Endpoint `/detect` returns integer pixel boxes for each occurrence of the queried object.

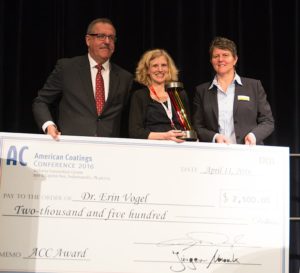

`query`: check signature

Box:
[170,248,240,272]
[157,231,245,251]
[156,232,244,272]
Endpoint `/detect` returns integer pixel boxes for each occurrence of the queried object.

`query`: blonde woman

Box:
[129,49,190,143]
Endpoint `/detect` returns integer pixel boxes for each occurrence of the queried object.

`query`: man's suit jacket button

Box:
[97,117,101,121]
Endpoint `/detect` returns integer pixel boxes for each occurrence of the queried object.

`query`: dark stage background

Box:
[0,0,299,272]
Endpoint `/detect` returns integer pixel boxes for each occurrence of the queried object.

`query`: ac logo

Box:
[6,146,29,166]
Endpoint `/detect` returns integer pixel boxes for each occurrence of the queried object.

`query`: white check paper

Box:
[0,133,289,273]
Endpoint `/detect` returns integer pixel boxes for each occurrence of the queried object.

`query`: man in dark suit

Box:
[193,37,274,145]
[32,18,133,139]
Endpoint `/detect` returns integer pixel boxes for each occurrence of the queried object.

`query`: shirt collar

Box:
[88,53,110,70]
[235,73,242,85]
[209,72,243,90]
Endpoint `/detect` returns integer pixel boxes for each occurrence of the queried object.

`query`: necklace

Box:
[149,86,176,129]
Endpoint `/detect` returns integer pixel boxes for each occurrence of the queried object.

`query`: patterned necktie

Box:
[95,64,105,115]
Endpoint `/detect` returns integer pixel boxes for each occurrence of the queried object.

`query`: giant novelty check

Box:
[0,133,289,273]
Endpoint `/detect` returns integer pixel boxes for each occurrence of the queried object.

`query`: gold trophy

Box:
[165,82,197,141]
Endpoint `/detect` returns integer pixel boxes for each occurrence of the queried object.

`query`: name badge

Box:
[238,95,250,101]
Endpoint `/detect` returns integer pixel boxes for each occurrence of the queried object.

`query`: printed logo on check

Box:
[238,95,250,101]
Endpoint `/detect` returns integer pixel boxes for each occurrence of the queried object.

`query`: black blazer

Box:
[129,87,191,139]
[192,77,274,144]
[33,55,133,137]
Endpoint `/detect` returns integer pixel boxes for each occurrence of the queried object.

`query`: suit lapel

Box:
[209,86,219,120]
[102,63,119,112]
[233,83,243,115]
[78,56,97,114]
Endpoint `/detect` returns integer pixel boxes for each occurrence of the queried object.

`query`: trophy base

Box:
[178,130,198,141]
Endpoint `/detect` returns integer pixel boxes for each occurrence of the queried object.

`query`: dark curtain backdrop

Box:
[1,0,299,271]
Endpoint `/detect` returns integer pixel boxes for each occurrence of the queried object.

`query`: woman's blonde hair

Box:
[135,49,178,86]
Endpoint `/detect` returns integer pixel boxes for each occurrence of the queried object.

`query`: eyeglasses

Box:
[88,33,117,42]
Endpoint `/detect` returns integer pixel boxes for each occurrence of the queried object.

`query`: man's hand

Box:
[244,133,256,145]
[46,125,61,141]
